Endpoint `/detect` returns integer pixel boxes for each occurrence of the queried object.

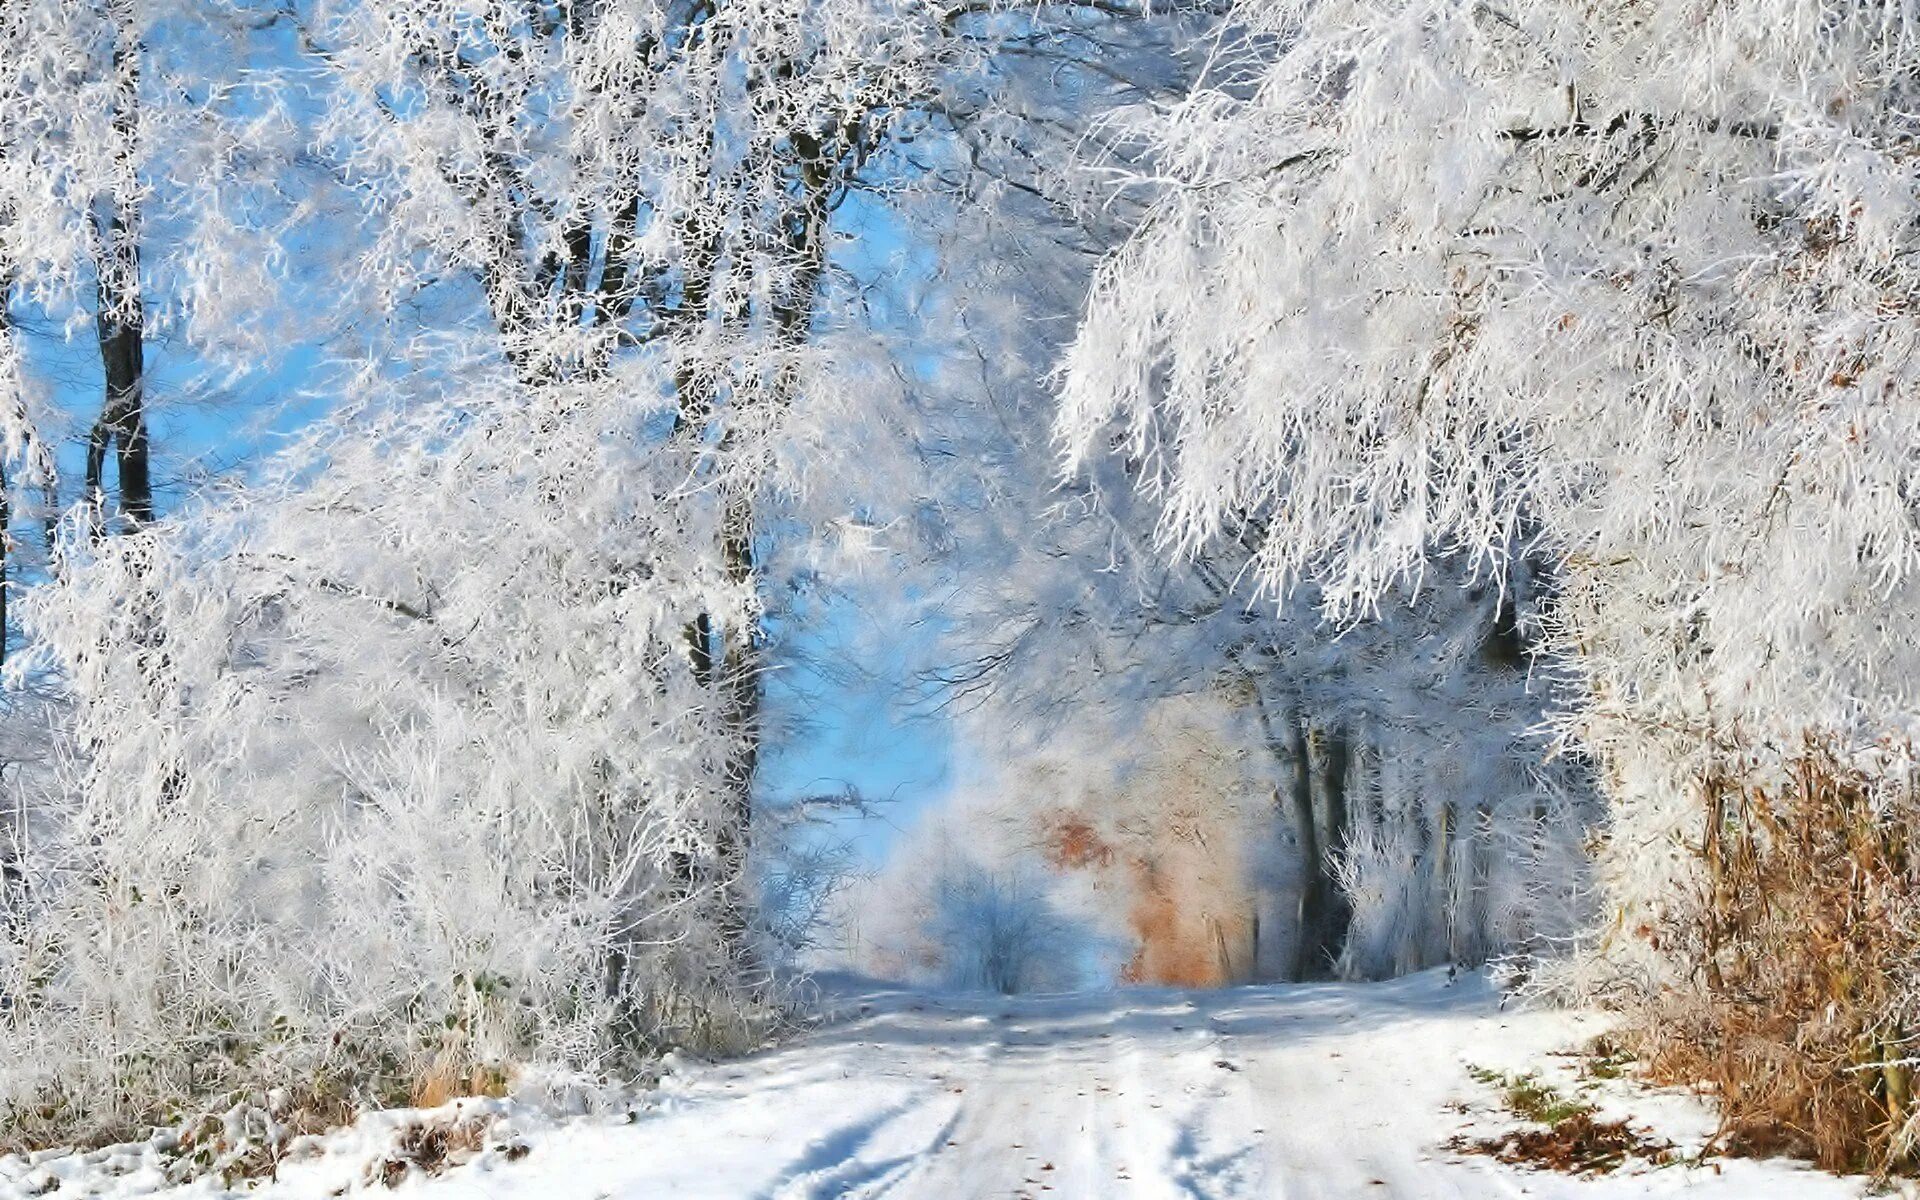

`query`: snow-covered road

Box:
[4,971,1876,1199]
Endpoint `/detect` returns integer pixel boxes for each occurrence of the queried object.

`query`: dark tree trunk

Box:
[697,117,837,947]
[89,255,151,530]
[1296,719,1354,978]
[87,10,151,533]
[1429,798,1456,964]
[1284,713,1322,979]
[1247,687,1353,981]
[710,483,760,946]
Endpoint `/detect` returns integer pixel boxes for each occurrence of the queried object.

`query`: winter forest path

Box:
[29,972,1869,1200]
[370,970,1865,1200]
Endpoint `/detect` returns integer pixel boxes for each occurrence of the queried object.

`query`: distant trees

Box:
[840,18,1593,984]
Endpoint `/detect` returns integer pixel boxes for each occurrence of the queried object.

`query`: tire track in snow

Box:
[762,1100,964,1200]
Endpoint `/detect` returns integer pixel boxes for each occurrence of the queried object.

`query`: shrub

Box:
[1641,740,1920,1174]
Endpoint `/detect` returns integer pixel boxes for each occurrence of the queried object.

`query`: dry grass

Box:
[0,1062,526,1192]
[411,1062,511,1110]
[1452,1066,1673,1176]
[1641,741,1920,1176]
[368,1115,503,1188]
[159,1083,363,1188]
[1456,1112,1675,1176]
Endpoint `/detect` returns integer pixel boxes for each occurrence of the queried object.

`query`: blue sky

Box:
[760,597,957,865]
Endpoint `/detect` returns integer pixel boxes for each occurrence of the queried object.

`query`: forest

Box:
[1,0,1918,1192]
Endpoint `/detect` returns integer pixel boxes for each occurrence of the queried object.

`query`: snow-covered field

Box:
[2,970,1877,1199]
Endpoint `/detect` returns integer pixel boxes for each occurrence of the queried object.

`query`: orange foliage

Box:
[1043,817,1114,870]
[1044,812,1255,987]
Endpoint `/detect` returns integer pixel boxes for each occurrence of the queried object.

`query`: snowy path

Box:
[4,971,1874,1199]
[371,971,1867,1199]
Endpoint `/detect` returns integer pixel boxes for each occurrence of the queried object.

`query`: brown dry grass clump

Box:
[1642,740,1920,1176]
[368,1113,528,1188]
[140,1079,365,1187]
[411,1062,510,1110]
[1452,1066,1673,1176]
[1457,1113,1675,1176]
[370,1118,486,1187]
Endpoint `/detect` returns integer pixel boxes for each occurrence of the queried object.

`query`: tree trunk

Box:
[701,119,835,947]
[1300,720,1354,978]
[89,250,150,530]
[1429,798,1456,966]
[87,7,150,533]
[710,480,760,947]
[1284,713,1337,978]
[1247,686,1351,981]
[1452,804,1493,964]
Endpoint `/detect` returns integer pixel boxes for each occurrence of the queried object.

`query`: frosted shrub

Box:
[844,790,1121,993]
[854,850,1099,994]
[925,867,1087,995]
[1330,815,1425,980]
[0,360,763,1144]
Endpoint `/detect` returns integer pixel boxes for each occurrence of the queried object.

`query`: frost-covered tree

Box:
[0,0,948,1136]
[1058,0,1920,1162]
[0,0,116,619]
[80,0,152,533]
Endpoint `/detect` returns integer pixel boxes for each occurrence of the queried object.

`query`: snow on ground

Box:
[0,970,1881,1199]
